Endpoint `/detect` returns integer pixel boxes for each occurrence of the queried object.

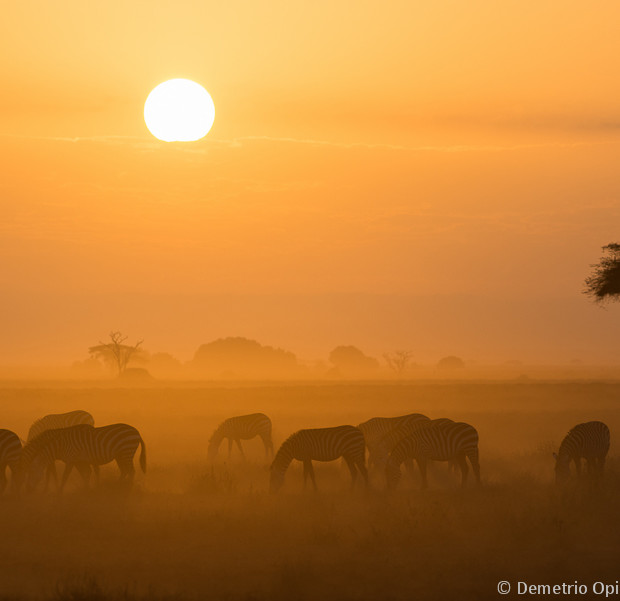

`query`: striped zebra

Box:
[208,413,274,461]
[0,429,22,494]
[21,423,146,492]
[369,417,455,469]
[270,425,368,492]
[554,421,610,485]
[27,410,94,442]
[358,413,430,468]
[386,421,480,489]
[358,413,430,448]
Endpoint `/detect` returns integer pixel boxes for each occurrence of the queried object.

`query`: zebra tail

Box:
[139,438,147,473]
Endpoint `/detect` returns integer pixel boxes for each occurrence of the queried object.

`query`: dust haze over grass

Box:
[1,381,620,600]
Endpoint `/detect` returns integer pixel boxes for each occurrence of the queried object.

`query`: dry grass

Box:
[1,381,619,600]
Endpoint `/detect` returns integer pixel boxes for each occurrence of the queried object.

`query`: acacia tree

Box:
[89,331,144,376]
[584,243,620,303]
[383,350,414,377]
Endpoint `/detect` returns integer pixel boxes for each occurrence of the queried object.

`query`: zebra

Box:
[27,410,94,442]
[358,413,430,448]
[20,423,146,492]
[0,429,22,494]
[270,425,368,492]
[369,417,455,470]
[553,421,610,485]
[386,421,480,490]
[208,413,274,461]
[358,413,430,468]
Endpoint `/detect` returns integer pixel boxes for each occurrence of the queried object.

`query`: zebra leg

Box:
[468,451,481,486]
[303,460,317,491]
[457,455,469,488]
[228,438,233,459]
[116,458,135,485]
[8,464,20,495]
[44,462,59,493]
[76,463,92,489]
[344,456,358,489]
[416,458,428,489]
[261,434,274,459]
[59,463,75,493]
[235,439,246,460]
[92,464,100,487]
[404,458,416,482]
[356,456,369,488]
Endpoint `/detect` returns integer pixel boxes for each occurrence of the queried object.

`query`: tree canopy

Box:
[328,345,379,376]
[584,243,620,303]
[191,337,298,378]
[88,331,144,376]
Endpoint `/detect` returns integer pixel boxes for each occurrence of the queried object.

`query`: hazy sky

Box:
[1,2,619,366]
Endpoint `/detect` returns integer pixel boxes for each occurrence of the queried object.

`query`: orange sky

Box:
[1,1,619,366]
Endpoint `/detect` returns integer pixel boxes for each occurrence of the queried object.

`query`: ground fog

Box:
[1,381,619,600]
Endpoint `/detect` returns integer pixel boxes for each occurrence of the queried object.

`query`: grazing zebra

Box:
[270,425,368,492]
[21,423,146,492]
[208,413,274,461]
[386,421,480,490]
[358,413,430,448]
[369,417,455,469]
[359,413,430,469]
[27,410,94,442]
[554,421,610,485]
[0,429,22,494]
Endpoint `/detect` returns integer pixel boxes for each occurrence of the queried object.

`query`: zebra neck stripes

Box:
[270,439,295,477]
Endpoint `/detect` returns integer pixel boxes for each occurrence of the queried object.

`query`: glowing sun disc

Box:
[144,79,215,142]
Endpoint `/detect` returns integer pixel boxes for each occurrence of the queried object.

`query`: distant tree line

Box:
[72,331,468,380]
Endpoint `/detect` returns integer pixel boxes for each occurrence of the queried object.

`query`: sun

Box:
[144,79,215,142]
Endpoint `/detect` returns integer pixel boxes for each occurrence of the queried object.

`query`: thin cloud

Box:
[210,135,620,154]
[2,131,619,154]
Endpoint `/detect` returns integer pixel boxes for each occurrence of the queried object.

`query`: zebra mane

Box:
[279,430,301,446]
[28,416,44,431]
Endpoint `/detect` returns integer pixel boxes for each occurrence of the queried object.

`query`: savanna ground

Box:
[1,380,620,600]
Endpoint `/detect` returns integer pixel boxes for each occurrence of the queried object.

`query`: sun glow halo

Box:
[144,79,215,142]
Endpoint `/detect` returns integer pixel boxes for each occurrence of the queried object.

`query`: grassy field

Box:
[1,380,619,600]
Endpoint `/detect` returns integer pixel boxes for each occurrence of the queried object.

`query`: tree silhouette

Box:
[437,356,465,370]
[383,350,414,376]
[89,331,144,376]
[584,243,620,303]
[191,337,298,378]
[329,345,379,376]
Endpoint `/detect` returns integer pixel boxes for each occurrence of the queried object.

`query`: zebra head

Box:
[368,443,389,470]
[269,463,285,493]
[553,452,570,485]
[207,436,221,462]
